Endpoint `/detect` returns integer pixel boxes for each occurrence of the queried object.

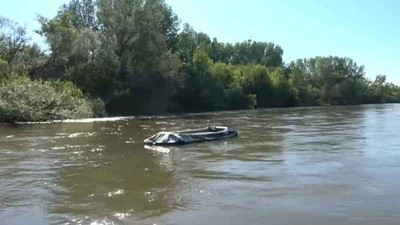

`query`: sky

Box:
[1,0,399,84]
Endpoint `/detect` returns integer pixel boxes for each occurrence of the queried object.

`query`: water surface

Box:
[1,104,400,225]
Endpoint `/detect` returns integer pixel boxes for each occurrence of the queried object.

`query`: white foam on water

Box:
[68,133,85,138]
[68,132,96,138]
[114,213,130,220]
[51,146,66,150]
[62,117,130,123]
[108,189,124,197]
[90,220,114,225]
[17,116,132,125]
[144,145,170,154]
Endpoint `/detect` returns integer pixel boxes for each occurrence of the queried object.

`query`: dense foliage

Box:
[1,0,400,121]
[0,76,94,122]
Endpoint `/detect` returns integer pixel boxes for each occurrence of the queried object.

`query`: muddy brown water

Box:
[1,104,400,225]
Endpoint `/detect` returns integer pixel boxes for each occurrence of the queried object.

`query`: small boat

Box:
[144,126,238,146]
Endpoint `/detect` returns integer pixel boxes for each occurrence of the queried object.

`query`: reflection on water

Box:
[1,104,400,225]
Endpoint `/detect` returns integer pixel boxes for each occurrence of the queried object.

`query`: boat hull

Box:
[144,126,238,146]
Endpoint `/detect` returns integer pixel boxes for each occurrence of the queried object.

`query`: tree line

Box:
[1,0,399,122]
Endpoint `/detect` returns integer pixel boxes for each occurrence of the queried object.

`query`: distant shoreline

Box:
[2,103,398,125]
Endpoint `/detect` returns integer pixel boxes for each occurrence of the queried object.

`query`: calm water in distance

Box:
[1,104,400,225]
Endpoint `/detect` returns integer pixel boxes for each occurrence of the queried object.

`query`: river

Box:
[1,104,400,225]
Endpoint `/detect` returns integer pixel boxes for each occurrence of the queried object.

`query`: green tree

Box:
[288,65,317,106]
[97,0,182,114]
[270,67,296,107]
[234,64,274,107]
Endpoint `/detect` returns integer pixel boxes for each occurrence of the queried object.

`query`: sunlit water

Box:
[1,104,400,225]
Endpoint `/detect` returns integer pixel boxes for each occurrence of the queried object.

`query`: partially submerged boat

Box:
[144,126,238,145]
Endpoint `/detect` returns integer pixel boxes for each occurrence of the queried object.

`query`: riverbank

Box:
[2,0,400,120]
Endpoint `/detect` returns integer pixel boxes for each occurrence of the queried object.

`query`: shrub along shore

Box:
[1,0,399,123]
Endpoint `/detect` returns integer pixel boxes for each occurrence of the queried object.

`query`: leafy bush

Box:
[0,76,94,122]
[88,97,107,118]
